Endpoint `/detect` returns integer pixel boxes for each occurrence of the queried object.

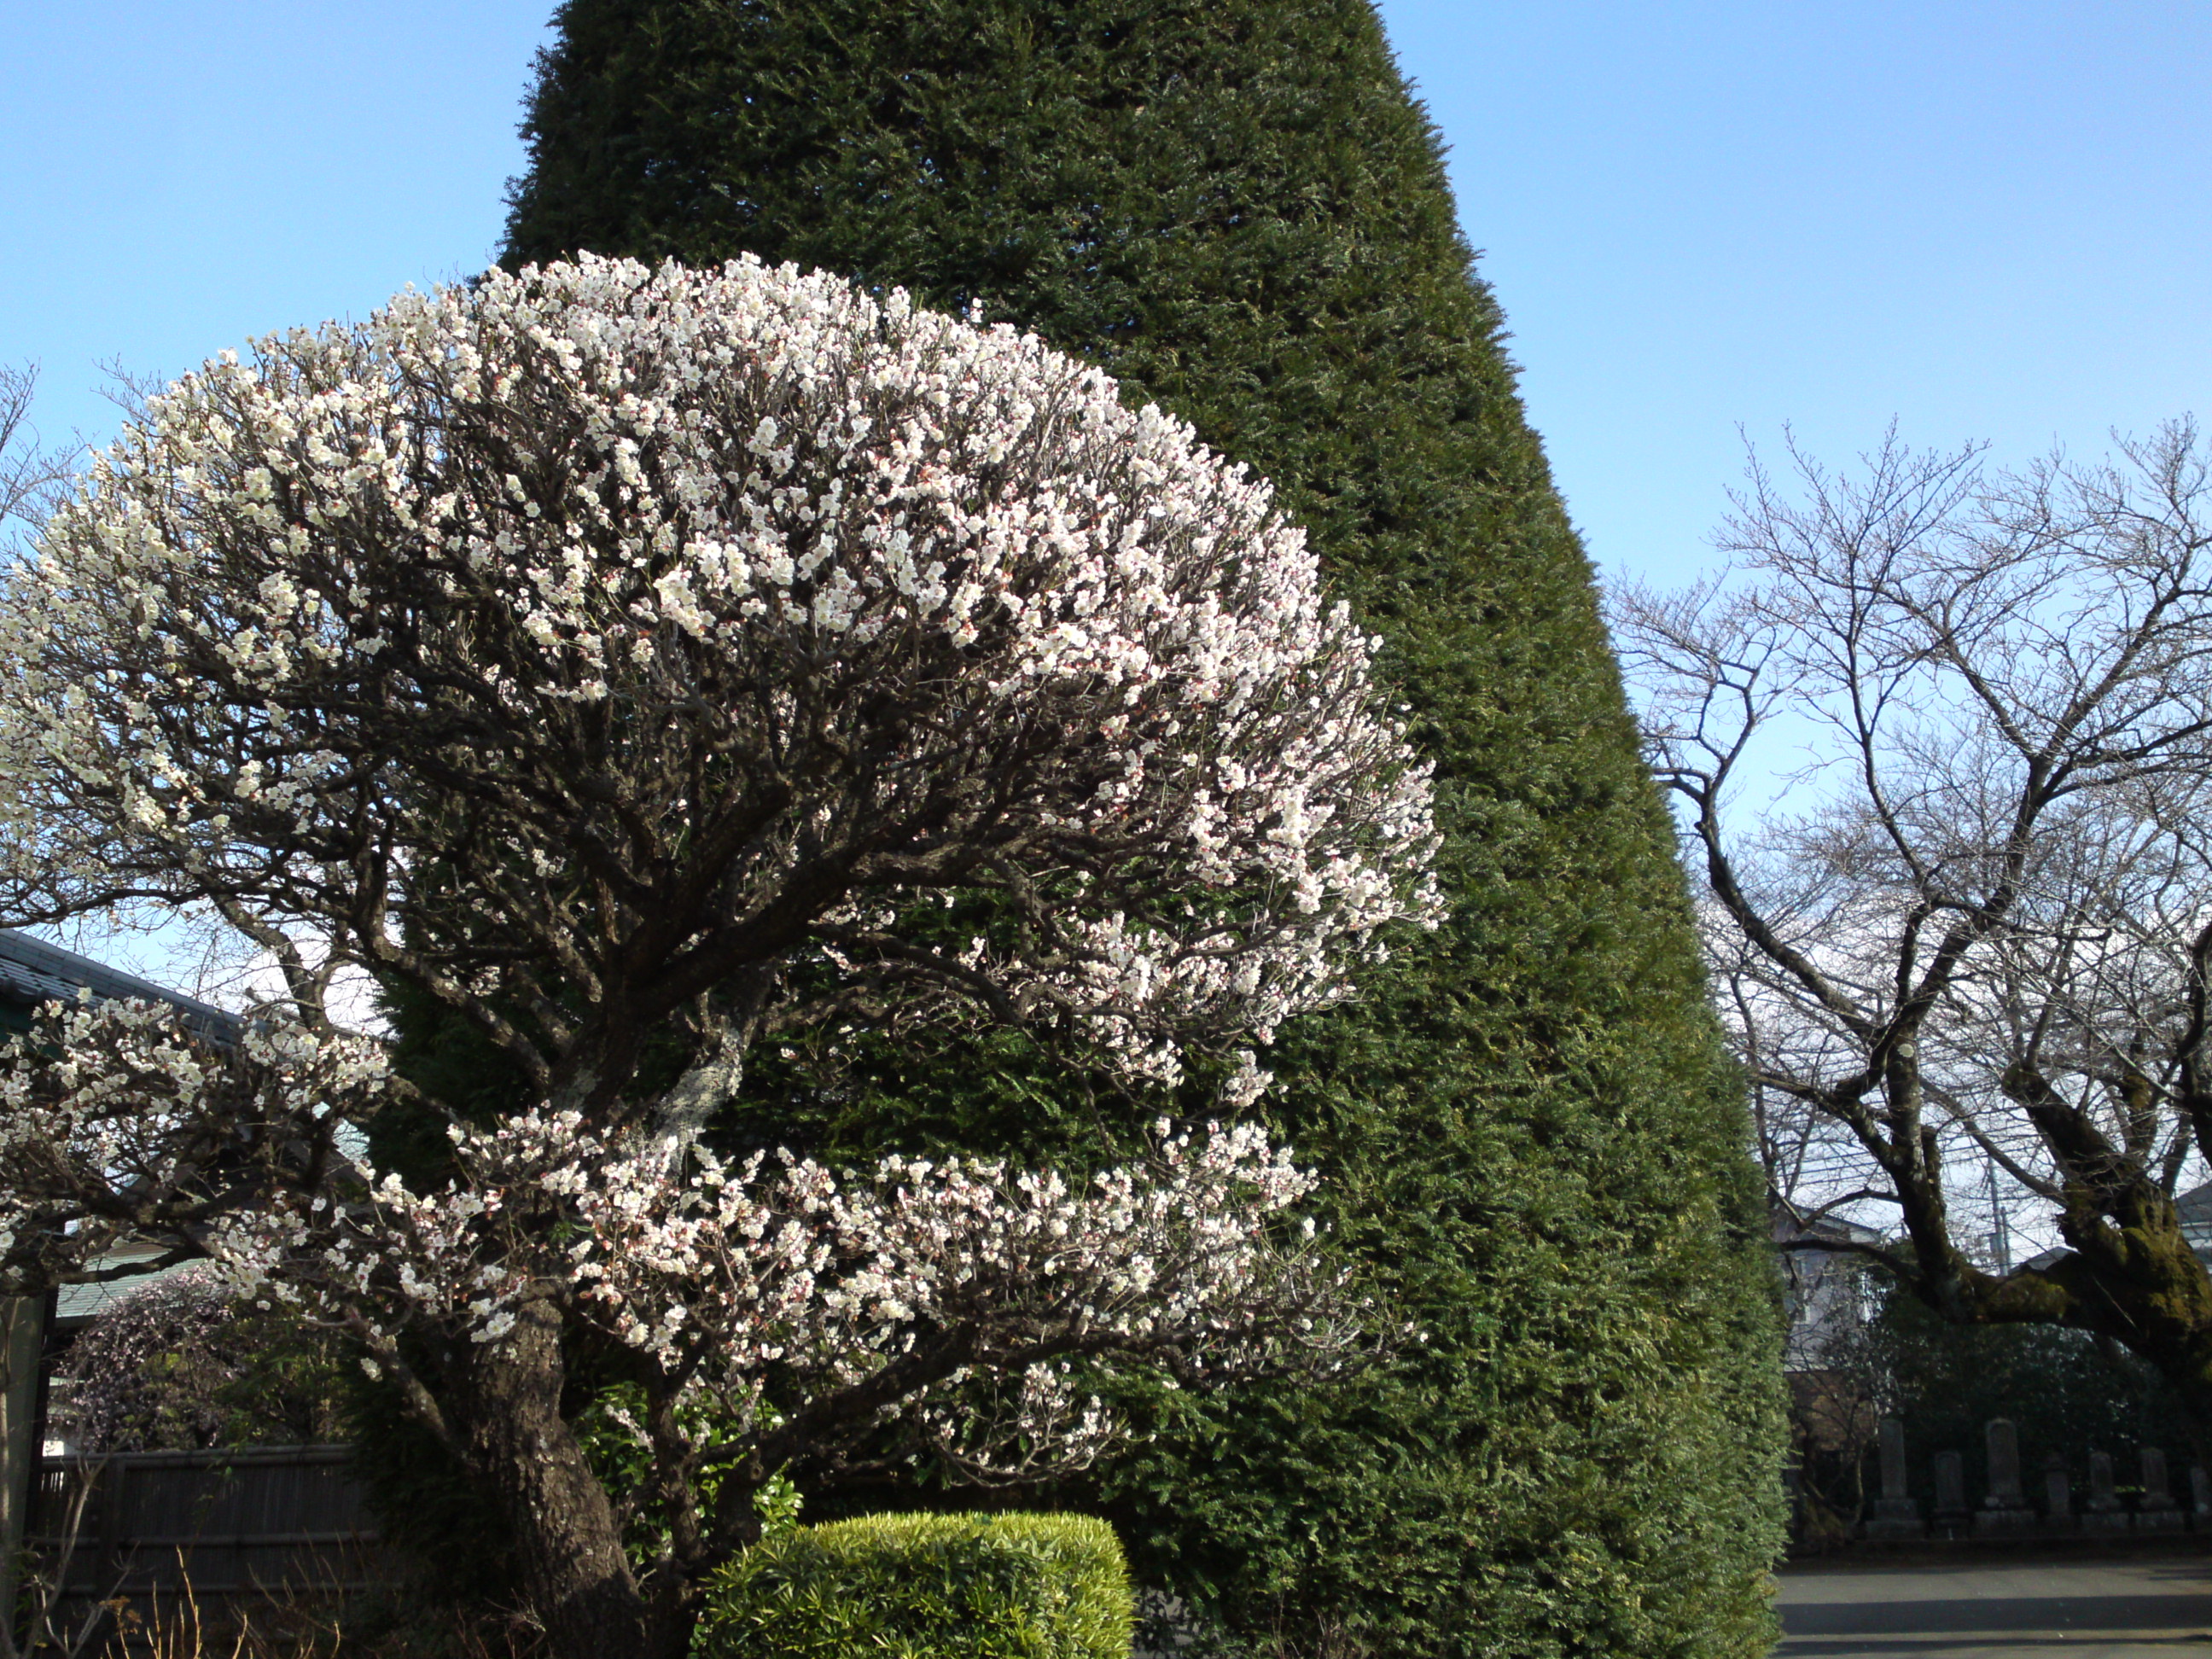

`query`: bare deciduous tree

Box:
[1614,420,2212,1426]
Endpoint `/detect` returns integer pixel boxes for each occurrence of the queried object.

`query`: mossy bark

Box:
[1862,1058,2212,1443]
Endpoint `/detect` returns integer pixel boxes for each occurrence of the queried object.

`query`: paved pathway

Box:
[1776,1557,2212,1656]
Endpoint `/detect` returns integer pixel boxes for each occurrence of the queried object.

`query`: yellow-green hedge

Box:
[696,1511,1132,1659]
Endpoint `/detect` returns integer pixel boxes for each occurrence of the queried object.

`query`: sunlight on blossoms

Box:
[0,997,1364,1487]
[0,253,1439,1101]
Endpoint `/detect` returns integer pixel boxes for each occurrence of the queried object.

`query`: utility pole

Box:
[0,1294,44,1635]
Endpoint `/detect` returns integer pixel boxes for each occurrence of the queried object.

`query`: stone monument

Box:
[1932,1450,1970,1537]
[2083,1449,2131,1533]
[1973,1418,2036,1534]
[2042,1452,2073,1532]
[2139,1447,2184,1532]
[1865,1417,1925,1538]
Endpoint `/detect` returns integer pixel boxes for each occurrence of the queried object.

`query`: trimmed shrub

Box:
[697,1511,1132,1659]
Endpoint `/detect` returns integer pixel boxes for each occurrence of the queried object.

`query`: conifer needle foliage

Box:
[500,3,1787,1651]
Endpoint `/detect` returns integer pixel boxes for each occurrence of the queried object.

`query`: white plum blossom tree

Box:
[50,1260,345,1454]
[0,256,1438,1659]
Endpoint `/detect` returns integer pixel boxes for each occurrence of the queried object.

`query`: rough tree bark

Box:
[451,1303,667,1659]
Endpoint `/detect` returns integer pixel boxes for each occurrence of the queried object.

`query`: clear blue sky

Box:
[3,1,2206,591]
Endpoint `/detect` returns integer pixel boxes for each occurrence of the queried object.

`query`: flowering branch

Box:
[0,1000,1362,1586]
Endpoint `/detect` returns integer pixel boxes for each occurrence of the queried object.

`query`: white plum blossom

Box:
[217,1098,1342,1484]
[0,997,1359,1532]
[0,258,1433,1659]
[0,995,383,1289]
[0,253,1437,1106]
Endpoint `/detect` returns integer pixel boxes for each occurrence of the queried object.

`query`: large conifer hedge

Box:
[498,2,1785,1651]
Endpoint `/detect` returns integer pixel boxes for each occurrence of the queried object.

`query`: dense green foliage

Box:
[696,1512,1132,1659]
[491,1,1788,1652]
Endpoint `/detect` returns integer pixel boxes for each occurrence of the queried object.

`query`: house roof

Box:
[0,931,249,1326]
[52,1242,195,1328]
[0,928,238,1044]
[1772,1208,1883,1249]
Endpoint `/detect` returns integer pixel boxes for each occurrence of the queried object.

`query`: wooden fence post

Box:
[0,1295,46,1634]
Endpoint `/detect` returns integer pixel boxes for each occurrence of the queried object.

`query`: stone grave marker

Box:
[2084,1449,2130,1533]
[1866,1417,1924,1538]
[2042,1452,2072,1531]
[1933,1450,1970,1536]
[1974,1418,2036,1534]
[2139,1447,2184,1531]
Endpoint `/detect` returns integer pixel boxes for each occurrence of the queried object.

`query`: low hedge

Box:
[696,1511,1132,1659]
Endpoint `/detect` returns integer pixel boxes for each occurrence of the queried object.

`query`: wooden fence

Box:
[26,1445,382,1634]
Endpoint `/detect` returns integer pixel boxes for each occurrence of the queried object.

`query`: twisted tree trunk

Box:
[451,1299,671,1659]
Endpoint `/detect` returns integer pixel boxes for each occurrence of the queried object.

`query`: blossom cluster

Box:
[0,996,383,1290]
[0,254,1437,1096]
[0,1001,1352,1482]
[251,1105,1339,1477]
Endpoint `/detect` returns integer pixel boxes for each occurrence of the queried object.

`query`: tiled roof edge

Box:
[0,928,241,1043]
